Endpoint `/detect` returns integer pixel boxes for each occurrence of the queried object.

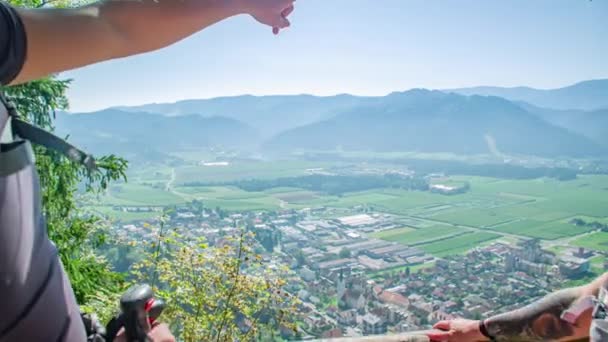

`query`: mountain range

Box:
[57,79,608,159]
[266,90,603,157]
[446,79,608,111]
[55,110,258,160]
[114,94,369,138]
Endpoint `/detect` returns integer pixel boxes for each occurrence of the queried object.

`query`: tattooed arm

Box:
[427,273,608,342]
[483,287,589,341]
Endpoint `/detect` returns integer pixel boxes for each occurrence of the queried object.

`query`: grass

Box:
[410,261,437,273]
[263,187,309,194]
[129,167,172,182]
[431,208,514,228]
[273,191,320,203]
[419,232,501,257]
[196,198,280,211]
[175,160,337,184]
[371,225,463,245]
[331,191,402,207]
[368,262,437,279]
[572,232,608,252]
[370,227,416,239]
[101,184,283,213]
[105,184,186,206]
[173,186,215,195]
[493,204,557,220]
[470,176,608,218]
[89,206,159,222]
[281,189,408,209]
[373,191,459,214]
[529,221,596,239]
[535,198,608,218]
[590,255,606,272]
[491,220,596,240]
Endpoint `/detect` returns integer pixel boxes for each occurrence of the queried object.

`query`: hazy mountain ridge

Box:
[113,94,370,137]
[520,103,608,148]
[55,109,259,159]
[267,90,604,157]
[447,79,608,111]
[59,80,608,159]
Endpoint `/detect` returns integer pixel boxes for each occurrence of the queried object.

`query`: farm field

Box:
[89,206,160,222]
[490,220,596,240]
[96,160,608,246]
[104,184,186,206]
[419,232,501,257]
[572,232,608,253]
[370,227,416,239]
[174,160,338,184]
[128,166,173,183]
[370,225,464,245]
[272,191,319,203]
[430,208,514,228]
[368,261,436,279]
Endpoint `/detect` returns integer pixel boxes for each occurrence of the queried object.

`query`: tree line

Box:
[184,174,430,196]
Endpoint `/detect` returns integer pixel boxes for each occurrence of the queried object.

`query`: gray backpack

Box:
[0,93,92,341]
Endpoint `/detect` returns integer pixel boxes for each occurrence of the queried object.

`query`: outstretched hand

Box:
[243,0,296,35]
[427,319,488,342]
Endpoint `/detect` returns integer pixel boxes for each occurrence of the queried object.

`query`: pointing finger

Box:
[272,16,290,35]
[276,16,290,29]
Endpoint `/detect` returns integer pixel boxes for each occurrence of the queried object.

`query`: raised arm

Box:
[428,273,608,342]
[10,0,294,84]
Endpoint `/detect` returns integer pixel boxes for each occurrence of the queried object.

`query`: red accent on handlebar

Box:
[144,298,154,312]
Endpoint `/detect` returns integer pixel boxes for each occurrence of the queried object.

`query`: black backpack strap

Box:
[0,91,97,172]
[11,118,97,171]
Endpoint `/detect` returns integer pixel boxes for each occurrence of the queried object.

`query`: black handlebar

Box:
[105,284,166,342]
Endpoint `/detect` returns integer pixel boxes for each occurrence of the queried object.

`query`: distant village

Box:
[111,202,598,339]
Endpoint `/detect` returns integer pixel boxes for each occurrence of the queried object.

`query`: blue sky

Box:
[63,0,607,112]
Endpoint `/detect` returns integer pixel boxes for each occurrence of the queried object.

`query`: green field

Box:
[176,186,282,211]
[373,191,464,214]
[431,208,514,228]
[371,225,463,245]
[273,191,319,203]
[173,186,215,195]
[175,160,337,184]
[105,184,186,206]
[369,261,436,279]
[490,203,565,220]
[194,198,280,211]
[89,206,160,222]
[419,232,501,257]
[97,159,608,250]
[490,220,596,240]
[370,227,416,239]
[572,232,608,252]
